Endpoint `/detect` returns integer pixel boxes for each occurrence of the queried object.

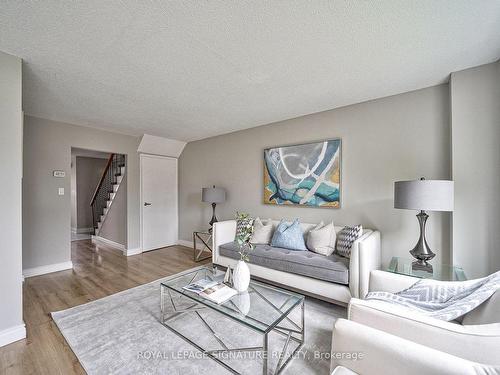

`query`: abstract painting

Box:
[264,139,341,208]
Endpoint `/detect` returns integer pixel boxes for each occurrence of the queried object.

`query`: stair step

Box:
[106,200,112,208]
[109,192,116,200]
[103,208,108,215]
[100,214,105,221]
[107,184,119,193]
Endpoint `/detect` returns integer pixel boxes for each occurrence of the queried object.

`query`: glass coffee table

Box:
[160,267,305,374]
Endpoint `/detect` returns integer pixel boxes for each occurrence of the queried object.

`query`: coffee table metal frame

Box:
[160,267,305,374]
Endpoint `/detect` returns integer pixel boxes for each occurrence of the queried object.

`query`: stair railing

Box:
[90,153,126,233]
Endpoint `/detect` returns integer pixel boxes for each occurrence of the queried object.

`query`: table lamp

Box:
[394,177,454,265]
[202,185,226,232]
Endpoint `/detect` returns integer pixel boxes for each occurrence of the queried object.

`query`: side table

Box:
[192,230,212,262]
[387,256,466,281]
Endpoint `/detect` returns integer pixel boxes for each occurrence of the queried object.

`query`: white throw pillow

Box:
[336,225,363,258]
[306,221,336,256]
[250,217,274,244]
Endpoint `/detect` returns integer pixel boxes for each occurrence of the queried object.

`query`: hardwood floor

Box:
[0,240,210,375]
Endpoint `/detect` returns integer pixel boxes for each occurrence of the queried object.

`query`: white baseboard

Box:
[0,324,26,348]
[124,247,142,256]
[91,236,141,256]
[78,227,94,234]
[23,261,73,278]
[72,227,93,234]
[177,239,193,248]
[91,235,125,251]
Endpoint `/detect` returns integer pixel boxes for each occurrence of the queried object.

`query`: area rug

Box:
[52,266,346,374]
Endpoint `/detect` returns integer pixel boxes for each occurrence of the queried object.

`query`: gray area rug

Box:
[52,266,346,374]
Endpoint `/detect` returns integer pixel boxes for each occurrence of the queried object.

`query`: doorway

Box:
[71,148,110,241]
[70,147,127,250]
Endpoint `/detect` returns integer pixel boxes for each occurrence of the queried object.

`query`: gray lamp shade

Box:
[394,179,454,212]
[202,186,226,203]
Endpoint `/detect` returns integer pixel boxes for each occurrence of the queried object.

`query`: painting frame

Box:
[263,138,342,209]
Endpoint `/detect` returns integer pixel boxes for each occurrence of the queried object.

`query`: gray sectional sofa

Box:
[219,242,350,285]
[212,219,381,305]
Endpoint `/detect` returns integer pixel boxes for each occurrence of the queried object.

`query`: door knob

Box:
[144,202,152,206]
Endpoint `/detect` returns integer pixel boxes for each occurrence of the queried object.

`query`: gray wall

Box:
[451,61,500,278]
[99,174,127,246]
[70,154,77,230]
[0,52,24,336]
[23,116,141,270]
[179,85,452,267]
[75,156,107,229]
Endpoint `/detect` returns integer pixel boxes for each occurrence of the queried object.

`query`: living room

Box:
[1,2,499,374]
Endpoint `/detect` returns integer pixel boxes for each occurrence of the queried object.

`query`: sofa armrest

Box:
[331,319,483,375]
[348,298,500,365]
[369,269,419,293]
[212,220,236,264]
[348,230,381,299]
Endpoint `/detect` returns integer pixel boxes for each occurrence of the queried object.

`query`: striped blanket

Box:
[366,271,500,321]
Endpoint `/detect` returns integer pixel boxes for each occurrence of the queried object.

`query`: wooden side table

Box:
[192,231,212,262]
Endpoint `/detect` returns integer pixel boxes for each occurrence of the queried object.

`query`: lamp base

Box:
[410,252,435,266]
[409,211,436,266]
[411,260,433,274]
[208,203,217,233]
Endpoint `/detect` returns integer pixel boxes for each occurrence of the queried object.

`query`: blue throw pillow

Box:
[270,219,307,251]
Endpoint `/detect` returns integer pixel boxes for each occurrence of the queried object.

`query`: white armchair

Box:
[330,319,495,375]
[344,270,500,366]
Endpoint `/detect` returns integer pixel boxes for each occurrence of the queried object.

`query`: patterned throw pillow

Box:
[336,225,363,258]
[234,213,254,246]
[270,219,307,251]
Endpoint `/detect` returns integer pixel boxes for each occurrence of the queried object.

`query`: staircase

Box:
[90,153,126,235]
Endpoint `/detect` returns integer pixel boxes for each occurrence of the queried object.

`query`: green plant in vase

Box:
[233,212,254,292]
[235,212,254,261]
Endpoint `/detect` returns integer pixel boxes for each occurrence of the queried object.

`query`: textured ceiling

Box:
[1,1,499,141]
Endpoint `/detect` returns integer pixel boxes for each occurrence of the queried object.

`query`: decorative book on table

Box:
[183,279,237,304]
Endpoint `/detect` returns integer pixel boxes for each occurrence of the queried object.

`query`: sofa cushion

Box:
[336,225,363,258]
[270,219,308,251]
[219,242,349,284]
[250,217,274,245]
[307,221,336,256]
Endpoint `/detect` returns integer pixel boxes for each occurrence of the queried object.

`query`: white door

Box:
[141,154,178,252]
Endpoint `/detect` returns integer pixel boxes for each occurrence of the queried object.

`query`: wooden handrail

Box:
[90,153,115,206]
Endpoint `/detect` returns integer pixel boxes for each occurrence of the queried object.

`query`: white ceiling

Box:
[1,1,499,141]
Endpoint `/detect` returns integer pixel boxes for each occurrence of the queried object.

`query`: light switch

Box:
[58,188,65,196]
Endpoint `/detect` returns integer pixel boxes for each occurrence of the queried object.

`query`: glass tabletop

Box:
[161,267,304,333]
[387,257,467,281]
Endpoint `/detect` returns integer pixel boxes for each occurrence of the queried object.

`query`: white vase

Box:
[233,260,250,292]
[233,291,251,315]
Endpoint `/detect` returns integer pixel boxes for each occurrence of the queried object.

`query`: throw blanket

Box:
[366,271,500,321]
